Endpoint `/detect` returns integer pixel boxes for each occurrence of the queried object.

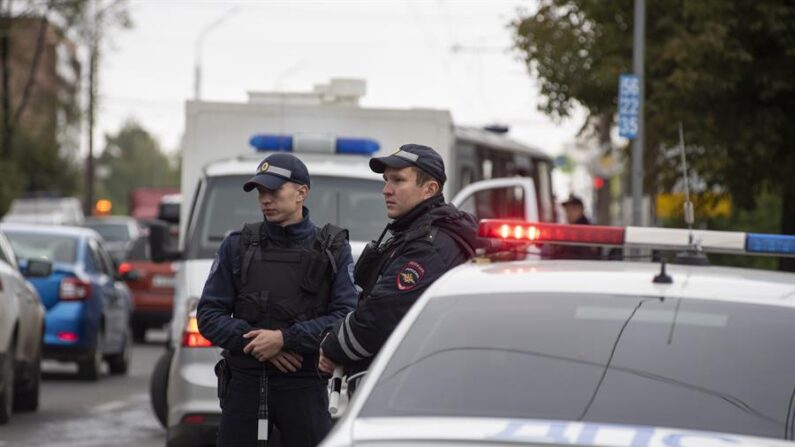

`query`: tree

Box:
[513,0,795,271]
[96,120,179,215]
[0,0,131,216]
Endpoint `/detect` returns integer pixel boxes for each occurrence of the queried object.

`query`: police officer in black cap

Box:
[318,144,479,387]
[197,152,357,446]
[550,194,600,260]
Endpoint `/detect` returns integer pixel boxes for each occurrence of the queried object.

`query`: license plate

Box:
[152,274,176,288]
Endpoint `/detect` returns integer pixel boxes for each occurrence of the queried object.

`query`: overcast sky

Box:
[94,0,585,157]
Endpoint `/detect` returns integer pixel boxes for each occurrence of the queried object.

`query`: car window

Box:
[96,242,117,275]
[87,239,106,274]
[0,233,16,268]
[361,293,795,441]
[5,232,78,264]
[85,222,131,242]
[127,236,150,261]
[186,174,385,259]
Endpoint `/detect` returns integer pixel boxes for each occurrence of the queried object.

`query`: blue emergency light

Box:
[745,233,795,256]
[249,133,380,155]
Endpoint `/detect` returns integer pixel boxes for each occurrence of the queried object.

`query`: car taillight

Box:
[182,314,213,347]
[59,277,92,300]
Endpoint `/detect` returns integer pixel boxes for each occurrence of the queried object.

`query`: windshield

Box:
[361,293,795,441]
[85,222,132,242]
[5,231,78,264]
[186,174,385,259]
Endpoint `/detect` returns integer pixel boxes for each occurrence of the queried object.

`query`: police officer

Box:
[551,194,600,260]
[197,152,357,447]
[318,144,478,384]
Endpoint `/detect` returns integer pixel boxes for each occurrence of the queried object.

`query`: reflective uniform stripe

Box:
[336,312,372,361]
[265,165,292,178]
[394,150,419,162]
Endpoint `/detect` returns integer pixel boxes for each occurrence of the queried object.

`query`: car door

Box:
[0,233,41,364]
[87,239,125,353]
[451,178,540,222]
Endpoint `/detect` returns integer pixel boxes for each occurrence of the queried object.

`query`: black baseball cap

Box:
[243,152,311,192]
[369,144,446,185]
[561,194,584,208]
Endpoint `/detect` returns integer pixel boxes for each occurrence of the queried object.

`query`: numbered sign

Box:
[618,74,640,139]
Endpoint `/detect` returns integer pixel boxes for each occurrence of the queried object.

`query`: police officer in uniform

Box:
[197,152,357,447]
[318,144,478,385]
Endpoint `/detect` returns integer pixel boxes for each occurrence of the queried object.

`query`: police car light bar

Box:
[478,219,795,257]
[478,220,625,246]
[249,133,380,155]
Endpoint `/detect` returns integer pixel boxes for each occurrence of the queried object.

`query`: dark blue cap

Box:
[243,152,311,192]
[369,144,446,185]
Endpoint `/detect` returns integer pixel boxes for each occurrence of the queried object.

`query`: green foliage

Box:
[660,189,781,270]
[0,0,133,216]
[96,120,179,215]
[513,0,795,270]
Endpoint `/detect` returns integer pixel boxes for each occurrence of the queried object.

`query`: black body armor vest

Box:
[230,221,348,372]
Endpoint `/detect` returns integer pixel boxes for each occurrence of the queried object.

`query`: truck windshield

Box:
[186,174,385,259]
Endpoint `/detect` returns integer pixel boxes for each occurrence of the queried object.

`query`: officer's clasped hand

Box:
[318,348,337,375]
[268,351,303,373]
[242,329,285,361]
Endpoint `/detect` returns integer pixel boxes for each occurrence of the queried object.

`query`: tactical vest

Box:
[233,222,348,332]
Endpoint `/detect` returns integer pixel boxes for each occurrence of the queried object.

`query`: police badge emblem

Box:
[396,261,425,291]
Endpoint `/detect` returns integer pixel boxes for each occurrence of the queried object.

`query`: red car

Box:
[120,236,175,342]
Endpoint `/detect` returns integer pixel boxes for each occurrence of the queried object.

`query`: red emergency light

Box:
[478,220,625,246]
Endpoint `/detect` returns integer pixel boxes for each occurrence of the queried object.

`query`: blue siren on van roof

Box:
[249,133,380,156]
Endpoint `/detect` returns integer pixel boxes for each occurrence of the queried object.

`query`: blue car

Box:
[0,223,133,380]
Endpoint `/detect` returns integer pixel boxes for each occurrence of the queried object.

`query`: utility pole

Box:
[631,0,646,227]
[84,0,100,216]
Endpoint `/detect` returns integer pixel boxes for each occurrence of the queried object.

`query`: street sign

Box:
[618,74,640,139]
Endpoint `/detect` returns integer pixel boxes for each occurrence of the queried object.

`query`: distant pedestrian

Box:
[551,194,600,260]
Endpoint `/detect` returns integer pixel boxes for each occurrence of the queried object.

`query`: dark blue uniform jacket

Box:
[321,195,478,369]
[197,209,357,374]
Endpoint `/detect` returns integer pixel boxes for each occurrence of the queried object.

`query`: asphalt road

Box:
[0,332,169,447]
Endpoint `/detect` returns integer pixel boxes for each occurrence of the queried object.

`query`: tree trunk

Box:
[11,14,50,131]
[0,19,11,159]
[594,113,612,225]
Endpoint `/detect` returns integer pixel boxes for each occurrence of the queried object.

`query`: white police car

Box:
[322,220,795,447]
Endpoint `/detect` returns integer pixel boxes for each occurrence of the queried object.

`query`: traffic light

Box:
[593,176,605,190]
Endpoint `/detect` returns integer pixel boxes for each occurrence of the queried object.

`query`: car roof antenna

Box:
[672,122,709,266]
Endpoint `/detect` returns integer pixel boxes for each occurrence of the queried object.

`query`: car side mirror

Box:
[117,262,141,282]
[25,259,52,278]
[150,220,181,263]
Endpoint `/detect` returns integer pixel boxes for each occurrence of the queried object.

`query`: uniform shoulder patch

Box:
[396,261,425,291]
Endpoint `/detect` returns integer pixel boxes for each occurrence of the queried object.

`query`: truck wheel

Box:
[150,348,172,428]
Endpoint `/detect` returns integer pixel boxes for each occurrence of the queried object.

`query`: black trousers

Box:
[217,369,331,447]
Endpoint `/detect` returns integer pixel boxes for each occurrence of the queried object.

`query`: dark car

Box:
[120,235,175,342]
[0,223,134,381]
[84,216,142,263]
